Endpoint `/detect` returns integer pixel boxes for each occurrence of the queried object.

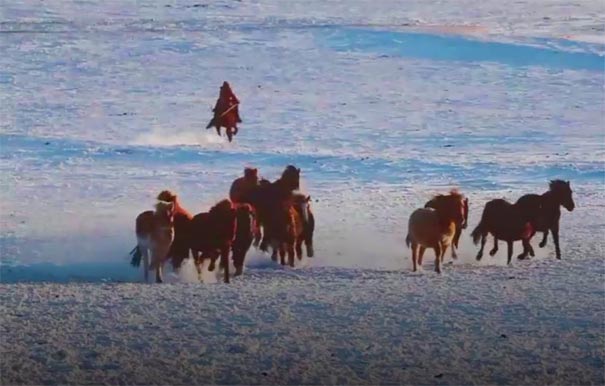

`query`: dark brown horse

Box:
[235,165,301,252]
[267,198,304,266]
[471,198,538,265]
[188,199,237,283]
[425,195,468,260]
[232,203,257,276]
[406,191,466,273]
[515,180,575,259]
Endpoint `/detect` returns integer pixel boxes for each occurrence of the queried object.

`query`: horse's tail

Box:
[129,245,142,267]
[471,221,485,245]
[205,118,216,129]
[405,233,412,248]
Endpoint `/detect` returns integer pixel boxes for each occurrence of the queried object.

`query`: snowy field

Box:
[1,0,604,384]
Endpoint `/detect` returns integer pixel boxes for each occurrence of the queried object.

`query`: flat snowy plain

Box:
[1,1,604,384]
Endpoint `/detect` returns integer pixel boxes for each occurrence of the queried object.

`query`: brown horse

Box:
[425,195,468,260]
[130,200,175,283]
[255,165,301,252]
[406,191,466,273]
[267,198,305,266]
[156,190,193,270]
[188,199,237,283]
[232,203,257,276]
[471,198,538,265]
[515,180,575,259]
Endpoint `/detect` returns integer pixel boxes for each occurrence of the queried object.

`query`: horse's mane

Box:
[430,189,464,202]
[282,165,299,179]
[155,200,174,214]
[209,199,233,216]
[549,179,569,191]
[157,190,177,203]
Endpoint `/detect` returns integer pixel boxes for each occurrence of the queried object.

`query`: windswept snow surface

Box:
[1,1,604,384]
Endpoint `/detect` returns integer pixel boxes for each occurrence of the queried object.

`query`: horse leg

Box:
[506,240,514,265]
[411,242,418,272]
[476,232,487,261]
[194,252,203,281]
[489,237,499,256]
[418,246,426,266]
[295,238,303,260]
[226,128,234,142]
[518,239,531,260]
[551,224,561,259]
[215,126,221,136]
[451,227,461,259]
[155,262,163,283]
[221,246,230,284]
[539,230,549,248]
[434,244,442,274]
[288,243,295,267]
[142,248,150,283]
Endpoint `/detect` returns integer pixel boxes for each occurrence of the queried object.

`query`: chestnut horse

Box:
[188,199,237,283]
[406,191,466,273]
[515,180,575,259]
[130,200,175,283]
[471,198,538,265]
[232,203,257,276]
[156,190,193,270]
[425,195,468,260]
[267,197,304,266]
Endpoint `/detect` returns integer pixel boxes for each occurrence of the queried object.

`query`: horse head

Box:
[210,199,237,240]
[157,190,177,203]
[430,191,466,226]
[281,165,301,191]
[550,180,575,212]
[292,193,311,224]
[154,200,175,226]
[244,167,259,183]
[235,203,257,235]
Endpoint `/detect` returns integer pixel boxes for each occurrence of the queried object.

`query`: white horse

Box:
[130,200,175,283]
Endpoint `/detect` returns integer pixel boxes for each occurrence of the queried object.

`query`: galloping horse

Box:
[292,193,315,259]
[471,198,538,264]
[515,180,575,259]
[232,203,257,276]
[156,190,193,270]
[206,81,242,142]
[130,200,175,283]
[188,199,237,283]
[229,167,262,243]
[425,195,468,260]
[406,191,466,273]
[232,165,301,252]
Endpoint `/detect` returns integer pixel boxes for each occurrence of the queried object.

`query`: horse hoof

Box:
[476,254,483,261]
[489,249,497,257]
[539,241,546,248]
[556,255,562,260]
[517,254,527,260]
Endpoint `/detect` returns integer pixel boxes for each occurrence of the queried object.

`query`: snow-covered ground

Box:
[1,0,604,384]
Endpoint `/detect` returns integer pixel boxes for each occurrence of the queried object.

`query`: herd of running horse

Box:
[130,165,575,283]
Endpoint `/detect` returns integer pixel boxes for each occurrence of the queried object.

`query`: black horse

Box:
[515,180,575,259]
[471,198,538,265]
